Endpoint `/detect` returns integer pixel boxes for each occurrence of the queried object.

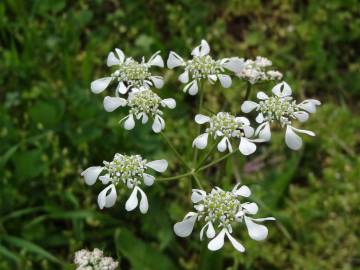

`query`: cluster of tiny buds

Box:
[103,154,147,187]
[111,58,151,88]
[258,96,299,126]
[185,55,222,79]
[74,248,118,270]
[128,89,162,117]
[237,56,283,84]
[197,189,241,226]
[206,112,244,138]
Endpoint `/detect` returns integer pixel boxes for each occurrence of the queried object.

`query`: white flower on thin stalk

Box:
[90,48,164,95]
[241,81,321,150]
[167,39,244,95]
[237,56,283,84]
[74,248,119,270]
[173,185,275,253]
[81,153,168,214]
[192,112,263,155]
[103,87,176,133]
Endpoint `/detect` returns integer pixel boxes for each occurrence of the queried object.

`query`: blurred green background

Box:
[1,0,359,269]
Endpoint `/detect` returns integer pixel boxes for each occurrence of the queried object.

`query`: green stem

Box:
[193,82,205,165]
[198,149,238,172]
[160,131,191,170]
[192,172,203,189]
[157,171,194,181]
[196,138,219,169]
[243,82,252,102]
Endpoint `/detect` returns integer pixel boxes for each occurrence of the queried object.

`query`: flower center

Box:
[103,154,147,186]
[128,89,162,116]
[186,55,221,79]
[113,58,151,87]
[197,190,241,226]
[258,96,299,126]
[206,112,244,138]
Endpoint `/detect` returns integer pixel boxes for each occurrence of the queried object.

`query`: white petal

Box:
[285,125,303,150]
[124,114,135,130]
[99,174,111,185]
[243,126,254,138]
[217,137,228,152]
[148,51,164,67]
[97,184,117,209]
[255,122,271,141]
[294,111,309,122]
[225,231,245,252]
[173,214,198,237]
[206,222,216,239]
[291,126,315,136]
[103,96,127,112]
[146,159,168,172]
[115,48,125,63]
[195,114,210,124]
[218,74,232,88]
[81,166,103,185]
[235,116,250,126]
[222,57,244,73]
[116,81,128,94]
[137,112,148,124]
[184,80,198,95]
[271,81,292,98]
[107,52,121,66]
[161,98,176,109]
[241,101,258,113]
[192,133,209,149]
[150,76,164,88]
[245,217,269,241]
[137,187,149,214]
[251,217,276,222]
[191,189,206,203]
[235,185,251,197]
[255,113,265,123]
[243,202,259,215]
[125,187,139,212]
[200,223,208,241]
[257,91,269,100]
[239,137,257,155]
[207,74,218,83]
[152,115,165,133]
[298,99,321,113]
[167,51,184,69]
[143,173,155,186]
[90,77,112,94]
[199,39,210,56]
[179,70,189,83]
[208,228,226,251]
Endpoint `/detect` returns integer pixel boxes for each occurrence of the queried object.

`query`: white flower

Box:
[74,248,119,270]
[81,154,168,213]
[241,81,321,150]
[192,112,262,155]
[167,39,244,95]
[103,87,176,133]
[173,185,275,253]
[90,48,164,95]
[236,56,283,84]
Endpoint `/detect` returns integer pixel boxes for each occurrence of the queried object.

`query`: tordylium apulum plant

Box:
[83,39,321,254]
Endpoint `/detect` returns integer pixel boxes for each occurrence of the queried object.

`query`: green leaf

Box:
[1,235,64,265]
[12,149,45,179]
[115,228,178,270]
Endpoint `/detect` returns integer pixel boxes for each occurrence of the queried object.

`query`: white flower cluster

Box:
[167,40,244,95]
[103,87,176,133]
[74,248,118,270]
[174,185,275,252]
[241,81,321,150]
[237,56,283,84]
[192,112,263,155]
[81,153,168,213]
[90,48,164,94]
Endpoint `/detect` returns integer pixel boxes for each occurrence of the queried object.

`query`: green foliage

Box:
[0,0,359,269]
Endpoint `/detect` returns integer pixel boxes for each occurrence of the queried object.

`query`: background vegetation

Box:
[0,0,359,269]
